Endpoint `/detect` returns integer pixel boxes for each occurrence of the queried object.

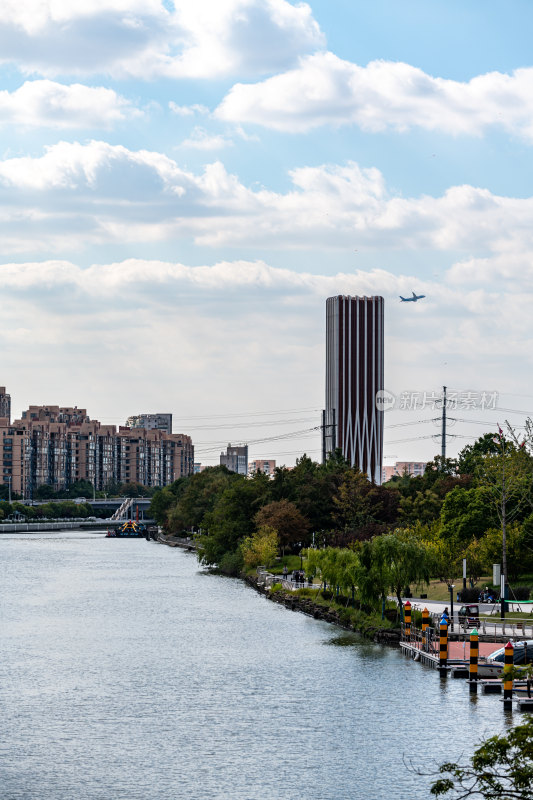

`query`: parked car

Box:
[458,604,479,627]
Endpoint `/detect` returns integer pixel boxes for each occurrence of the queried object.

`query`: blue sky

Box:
[2,0,533,467]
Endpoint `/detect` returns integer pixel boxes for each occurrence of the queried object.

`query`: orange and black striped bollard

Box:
[503,640,514,711]
[439,615,448,677]
[422,607,429,652]
[404,600,412,642]
[469,628,479,694]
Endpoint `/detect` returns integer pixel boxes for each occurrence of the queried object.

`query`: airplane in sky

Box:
[399,291,426,302]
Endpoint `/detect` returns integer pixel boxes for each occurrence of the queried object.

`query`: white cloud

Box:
[0,0,324,79]
[180,127,234,150]
[169,102,209,116]
[2,256,533,464]
[1,141,533,258]
[0,80,139,128]
[216,52,533,140]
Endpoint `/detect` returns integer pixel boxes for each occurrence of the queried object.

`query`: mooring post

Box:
[421,607,429,652]
[404,600,412,642]
[503,640,514,711]
[439,616,448,677]
[469,628,478,694]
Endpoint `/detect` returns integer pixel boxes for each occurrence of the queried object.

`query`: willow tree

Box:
[370,530,432,615]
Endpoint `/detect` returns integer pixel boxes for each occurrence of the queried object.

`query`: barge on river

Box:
[106,521,146,538]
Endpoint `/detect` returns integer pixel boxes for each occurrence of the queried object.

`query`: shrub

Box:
[457,587,481,603]
[218,550,243,576]
[510,586,531,601]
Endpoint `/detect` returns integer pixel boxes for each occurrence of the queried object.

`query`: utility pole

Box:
[441,385,447,461]
[321,409,337,463]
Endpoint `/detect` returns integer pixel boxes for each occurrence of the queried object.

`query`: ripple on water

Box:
[0,533,503,800]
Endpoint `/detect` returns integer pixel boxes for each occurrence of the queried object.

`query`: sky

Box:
[2,0,533,468]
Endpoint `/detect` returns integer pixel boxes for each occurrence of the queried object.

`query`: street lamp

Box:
[448,584,455,632]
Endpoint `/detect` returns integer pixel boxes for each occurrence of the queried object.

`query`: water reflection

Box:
[0,532,510,800]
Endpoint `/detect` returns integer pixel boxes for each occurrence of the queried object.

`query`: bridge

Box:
[22,497,154,522]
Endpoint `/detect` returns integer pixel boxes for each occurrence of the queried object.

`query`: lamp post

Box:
[448,584,455,632]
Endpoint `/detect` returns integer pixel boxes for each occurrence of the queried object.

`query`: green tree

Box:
[399,489,442,525]
[477,523,533,582]
[440,486,496,543]
[429,715,533,798]
[241,525,279,569]
[167,466,238,534]
[198,474,269,568]
[370,530,431,612]
[254,499,310,554]
[34,484,56,500]
[333,469,399,539]
[463,538,485,586]
[458,432,500,476]
[476,434,533,594]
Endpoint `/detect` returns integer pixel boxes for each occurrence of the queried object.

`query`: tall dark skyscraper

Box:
[324,295,384,482]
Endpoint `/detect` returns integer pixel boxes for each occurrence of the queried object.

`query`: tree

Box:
[198,474,269,567]
[370,530,431,613]
[34,484,56,500]
[399,489,442,525]
[166,466,238,534]
[476,430,533,600]
[476,523,533,582]
[429,715,533,798]
[241,525,279,569]
[439,486,496,543]
[333,469,399,540]
[458,433,500,476]
[254,499,310,553]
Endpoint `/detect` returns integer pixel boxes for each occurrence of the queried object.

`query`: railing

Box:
[111,497,133,520]
[424,612,533,639]
[256,568,320,591]
[401,622,438,654]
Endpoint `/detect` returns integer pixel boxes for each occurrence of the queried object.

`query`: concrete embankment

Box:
[0,521,111,533]
[245,574,400,646]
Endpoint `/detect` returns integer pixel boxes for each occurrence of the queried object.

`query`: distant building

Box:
[125,413,172,434]
[1,403,193,497]
[220,443,248,475]
[0,387,11,424]
[382,461,427,482]
[248,459,276,477]
[324,295,384,483]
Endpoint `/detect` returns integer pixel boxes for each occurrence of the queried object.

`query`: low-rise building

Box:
[382,461,427,482]
[248,459,276,477]
[220,443,248,475]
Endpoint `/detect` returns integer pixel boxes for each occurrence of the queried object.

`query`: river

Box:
[0,531,507,800]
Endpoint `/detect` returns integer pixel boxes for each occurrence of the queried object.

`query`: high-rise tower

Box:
[324,295,384,482]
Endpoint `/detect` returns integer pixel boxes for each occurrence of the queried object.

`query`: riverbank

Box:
[245,573,401,645]
[158,534,401,644]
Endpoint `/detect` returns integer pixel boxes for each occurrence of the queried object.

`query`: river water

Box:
[0,531,508,800]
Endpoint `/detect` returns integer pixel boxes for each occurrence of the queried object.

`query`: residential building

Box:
[324,295,384,483]
[0,404,193,497]
[0,387,11,424]
[125,413,172,434]
[248,459,276,477]
[382,462,427,482]
[220,443,248,475]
